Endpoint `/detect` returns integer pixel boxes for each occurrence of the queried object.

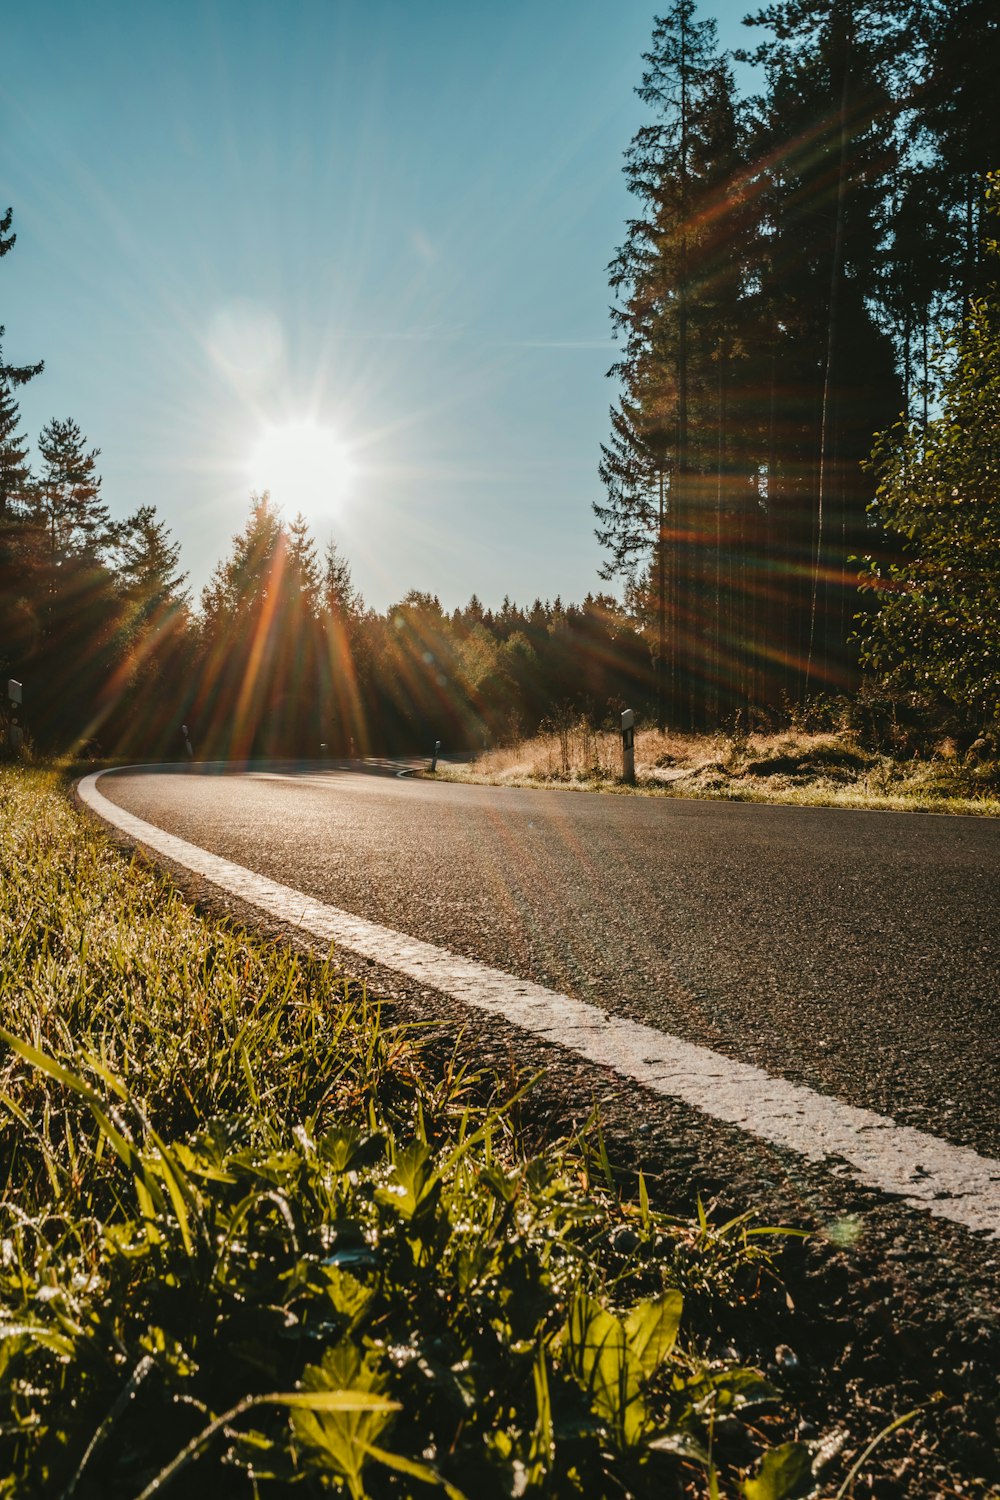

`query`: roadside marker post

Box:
[430,739,441,773]
[621,708,635,784]
[7,680,23,753]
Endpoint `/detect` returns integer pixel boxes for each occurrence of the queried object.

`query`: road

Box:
[82,761,1000,1488]
[91,763,999,1171]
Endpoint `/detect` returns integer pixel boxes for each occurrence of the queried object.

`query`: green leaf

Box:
[318,1126,385,1174]
[277,1391,400,1413]
[0,1028,103,1106]
[563,1294,647,1448]
[743,1442,813,1500]
[289,1343,395,1489]
[362,1442,468,1499]
[624,1291,683,1379]
[375,1140,440,1221]
[321,1265,374,1329]
[638,1170,650,1228]
[709,1367,780,1412]
[0,1321,75,1359]
[647,1429,711,1464]
[527,1343,554,1483]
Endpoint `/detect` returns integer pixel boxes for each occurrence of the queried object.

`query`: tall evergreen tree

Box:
[597,2,751,726]
[740,0,905,695]
[920,0,1000,315]
[0,207,45,678]
[34,418,114,560]
[0,210,44,517]
[116,504,188,617]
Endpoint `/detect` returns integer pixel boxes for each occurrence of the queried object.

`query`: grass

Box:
[0,764,837,1499]
[435,723,1000,816]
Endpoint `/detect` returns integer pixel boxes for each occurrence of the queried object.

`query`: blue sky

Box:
[4,0,756,613]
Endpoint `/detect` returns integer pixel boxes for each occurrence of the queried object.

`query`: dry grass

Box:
[437,723,1000,817]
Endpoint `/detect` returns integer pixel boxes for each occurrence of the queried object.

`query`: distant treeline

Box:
[0,481,655,756]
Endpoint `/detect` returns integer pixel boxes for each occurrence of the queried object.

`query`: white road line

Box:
[80,769,1000,1238]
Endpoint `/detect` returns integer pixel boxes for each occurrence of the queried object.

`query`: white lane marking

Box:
[80,770,1000,1238]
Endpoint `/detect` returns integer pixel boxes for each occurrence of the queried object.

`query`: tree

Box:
[740,0,907,696]
[0,207,46,675]
[0,370,37,523]
[34,417,114,559]
[920,0,1000,316]
[0,209,44,519]
[597,3,749,727]
[197,493,287,756]
[287,512,322,613]
[857,178,1000,727]
[116,504,188,615]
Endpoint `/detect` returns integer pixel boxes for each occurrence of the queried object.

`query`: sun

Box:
[247,419,354,510]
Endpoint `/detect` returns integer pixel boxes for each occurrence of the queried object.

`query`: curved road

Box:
[92,763,999,1171]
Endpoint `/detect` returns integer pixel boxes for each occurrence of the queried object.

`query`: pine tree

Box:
[116,504,188,616]
[34,418,114,560]
[0,210,44,521]
[920,0,1000,315]
[287,512,322,614]
[0,207,44,667]
[200,492,283,628]
[0,374,36,523]
[597,3,750,727]
[740,0,906,696]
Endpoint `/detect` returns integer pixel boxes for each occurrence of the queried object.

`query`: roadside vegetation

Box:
[438,718,1000,818]
[0,763,864,1499]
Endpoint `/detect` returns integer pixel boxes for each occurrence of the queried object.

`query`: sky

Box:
[3,0,757,615]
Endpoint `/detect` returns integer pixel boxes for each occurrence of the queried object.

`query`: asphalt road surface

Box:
[85,760,1000,1491]
[96,762,999,1163]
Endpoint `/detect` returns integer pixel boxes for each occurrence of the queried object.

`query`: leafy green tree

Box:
[857,180,1000,727]
[286,511,322,613]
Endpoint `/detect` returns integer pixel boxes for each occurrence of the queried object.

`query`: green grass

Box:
[0,767,868,1498]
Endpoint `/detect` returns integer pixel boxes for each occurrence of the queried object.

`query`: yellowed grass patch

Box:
[436,725,1000,816]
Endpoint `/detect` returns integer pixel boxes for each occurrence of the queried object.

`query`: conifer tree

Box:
[740,0,905,694]
[597,2,749,726]
[117,504,188,616]
[35,418,114,560]
[0,374,36,523]
[0,210,44,518]
[920,0,1000,315]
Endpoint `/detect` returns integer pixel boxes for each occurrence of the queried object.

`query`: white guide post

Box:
[7,680,23,753]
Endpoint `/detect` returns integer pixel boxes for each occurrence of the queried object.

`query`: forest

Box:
[1,0,998,760]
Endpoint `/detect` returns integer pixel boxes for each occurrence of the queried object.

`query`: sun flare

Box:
[247,420,354,511]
